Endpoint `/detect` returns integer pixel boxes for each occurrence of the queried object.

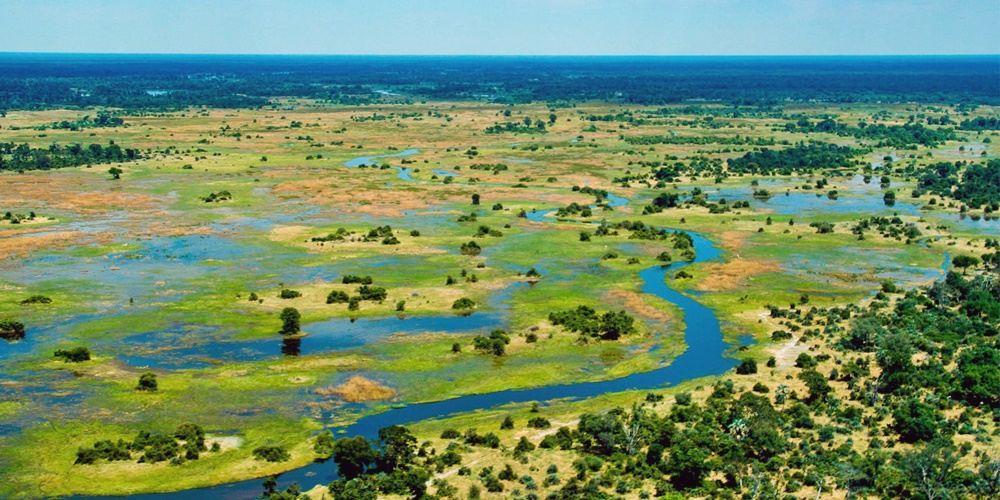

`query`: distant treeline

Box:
[0,142,141,172]
[958,116,1000,131]
[0,54,997,110]
[785,118,959,148]
[622,134,780,146]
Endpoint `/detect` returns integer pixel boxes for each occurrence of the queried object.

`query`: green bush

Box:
[736,358,758,375]
[20,295,53,305]
[252,445,290,462]
[54,347,91,362]
[136,372,158,392]
[452,297,476,310]
[0,319,26,340]
[326,290,349,304]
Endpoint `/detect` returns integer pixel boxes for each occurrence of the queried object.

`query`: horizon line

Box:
[2,52,998,58]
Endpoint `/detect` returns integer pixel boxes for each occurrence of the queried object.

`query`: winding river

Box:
[98,242,733,500]
[83,153,738,499]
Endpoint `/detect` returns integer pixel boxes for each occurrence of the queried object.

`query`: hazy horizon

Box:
[1,0,997,56]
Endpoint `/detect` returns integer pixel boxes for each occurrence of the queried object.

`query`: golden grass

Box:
[0,231,95,260]
[604,289,673,322]
[315,375,396,403]
[694,259,781,292]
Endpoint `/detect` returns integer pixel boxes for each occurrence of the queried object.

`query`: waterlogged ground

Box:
[0,101,995,497]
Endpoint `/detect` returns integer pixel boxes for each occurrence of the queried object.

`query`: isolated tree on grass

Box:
[279,307,301,335]
[108,167,123,180]
[137,372,158,392]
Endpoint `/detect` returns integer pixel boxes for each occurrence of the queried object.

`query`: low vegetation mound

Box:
[316,376,396,403]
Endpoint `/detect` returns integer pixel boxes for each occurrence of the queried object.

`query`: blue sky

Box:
[1,0,996,55]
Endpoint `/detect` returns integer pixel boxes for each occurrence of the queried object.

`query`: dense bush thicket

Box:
[726,143,861,175]
[75,424,208,465]
[785,119,958,148]
[0,142,142,172]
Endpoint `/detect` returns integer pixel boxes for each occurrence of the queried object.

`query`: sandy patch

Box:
[301,485,332,499]
[206,435,243,452]
[604,289,673,322]
[694,259,780,292]
[315,375,396,403]
[772,336,810,369]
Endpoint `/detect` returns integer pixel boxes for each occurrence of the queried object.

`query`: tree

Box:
[500,415,514,430]
[892,399,940,443]
[108,166,123,179]
[883,190,896,206]
[327,290,350,304]
[901,444,960,500]
[328,476,380,500]
[357,285,387,302]
[279,307,301,335]
[665,435,710,490]
[798,369,832,403]
[0,319,26,340]
[471,194,480,205]
[54,347,91,362]
[952,346,1000,408]
[452,297,476,310]
[376,425,416,473]
[972,454,1000,499]
[876,333,915,393]
[136,372,158,392]
[736,358,758,375]
[252,445,290,462]
[794,352,817,369]
[314,430,335,456]
[332,436,376,479]
[460,241,481,255]
[952,254,979,275]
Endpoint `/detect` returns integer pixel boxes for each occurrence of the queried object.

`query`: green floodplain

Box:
[1,98,999,499]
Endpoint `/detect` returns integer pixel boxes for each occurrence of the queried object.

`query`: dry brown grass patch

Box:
[0,231,98,260]
[316,376,396,403]
[604,289,673,322]
[694,259,780,292]
[719,231,749,253]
